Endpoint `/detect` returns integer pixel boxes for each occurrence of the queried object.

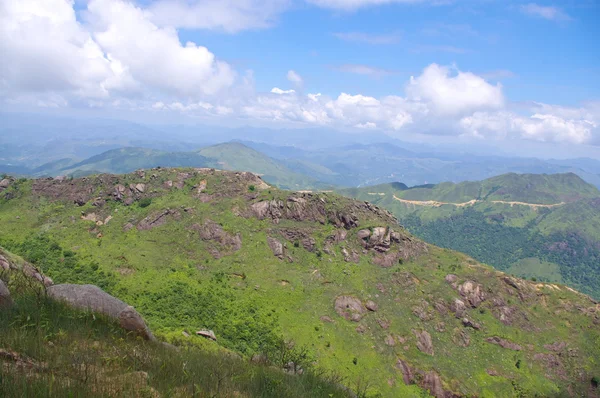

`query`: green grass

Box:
[1,169,599,397]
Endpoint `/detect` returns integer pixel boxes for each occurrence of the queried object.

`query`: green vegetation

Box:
[0,273,349,398]
[340,173,600,299]
[1,169,599,397]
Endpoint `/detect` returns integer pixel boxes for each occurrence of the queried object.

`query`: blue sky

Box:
[1,0,599,149]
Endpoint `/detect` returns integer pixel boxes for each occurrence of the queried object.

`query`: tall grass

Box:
[0,292,350,397]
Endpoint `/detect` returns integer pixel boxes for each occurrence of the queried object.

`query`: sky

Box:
[1,0,599,151]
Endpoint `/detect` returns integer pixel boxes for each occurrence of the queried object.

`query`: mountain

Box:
[21,143,327,191]
[340,173,600,299]
[1,170,599,397]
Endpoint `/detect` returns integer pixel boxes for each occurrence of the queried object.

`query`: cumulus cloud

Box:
[0,0,235,102]
[406,64,504,116]
[460,111,597,144]
[147,0,290,33]
[520,3,571,22]
[270,87,296,94]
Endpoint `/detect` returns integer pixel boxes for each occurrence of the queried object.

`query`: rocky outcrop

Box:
[458,280,486,308]
[191,220,242,258]
[47,284,154,341]
[414,329,434,355]
[0,178,12,192]
[341,247,360,263]
[485,336,521,351]
[0,279,12,308]
[365,300,378,312]
[196,329,217,341]
[137,209,181,231]
[334,296,367,322]
[267,237,285,259]
[396,359,456,398]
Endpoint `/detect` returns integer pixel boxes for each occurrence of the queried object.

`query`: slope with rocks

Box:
[340,173,600,299]
[0,169,599,397]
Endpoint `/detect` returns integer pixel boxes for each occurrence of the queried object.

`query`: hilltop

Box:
[340,173,600,299]
[0,169,599,397]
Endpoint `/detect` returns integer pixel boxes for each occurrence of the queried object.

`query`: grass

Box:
[0,168,599,397]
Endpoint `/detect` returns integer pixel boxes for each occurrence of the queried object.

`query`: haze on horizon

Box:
[1,0,599,160]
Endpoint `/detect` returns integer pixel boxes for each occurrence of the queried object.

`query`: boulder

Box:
[267,237,284,259]
[0,279,13,308]
[196,329,217,341]
[334,296,367,322]
[365,300,378,312]
[458,280,486,308]
[47,284,154,340]
[485,336,521,351]
[414,329,434,355]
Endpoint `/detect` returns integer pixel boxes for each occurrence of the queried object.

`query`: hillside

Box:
[340,173,600,299]
[28,143,325,190]
[0,170,599,397]
[0,248,349,398]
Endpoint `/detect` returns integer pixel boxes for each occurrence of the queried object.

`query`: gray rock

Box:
[196,329,217,341]
[414,329,434,355]
[267,237,284,259]
[47,284,154,340]
[0,279,13,308]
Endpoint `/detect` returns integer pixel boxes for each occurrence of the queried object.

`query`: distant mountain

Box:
[25,143,327,191]
[340,173,600,299]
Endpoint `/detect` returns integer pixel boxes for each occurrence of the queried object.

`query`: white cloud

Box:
[460,110,597,144]
[271,87,296,94]
[406,64,504,116]
[520,3,571,21]
[286,70,303,87]
[0,0,235,102]
[333,31,401,44]
[147,0,290,33]
[88,0,235,98]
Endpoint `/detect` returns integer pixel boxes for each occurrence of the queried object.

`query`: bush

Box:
[248,185,256,192]
[138,197,152,208]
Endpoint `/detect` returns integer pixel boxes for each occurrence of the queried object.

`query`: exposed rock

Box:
[47,284,154,340]
[341,247,360,263]
[461,317,481,330]
[191,220,242,258]
[412,300,432,321]
[0,279,13,308]
[320,315,335,323]
[396,359,414,385]
[458,280,486,308]
[544,341,567,352]
[0,255,10,271]
[365,300,378,312]
[453,328,471,347]
[119,306,154,341]
[534,353,566,379]
[422,371,447,398]
[444,274,458,284]
[123,223,134,232]
[334,296,367,322]
[384,335,396,346]
[0,179,10,190]
[284,361,304,375]
[137,209,181,231]
[134,183,145,193]
[485,336,522,351]
[197,180,207,192]
[355,324,367,333]
[267,237,284,259]
[413,329,434,355]
[377,318,391,329]
[486,369,499,376]
[450,298,467,318]
[357,229,371,240]
[196,329,217,341]
[435,322,445,333]
[372,251,401,268]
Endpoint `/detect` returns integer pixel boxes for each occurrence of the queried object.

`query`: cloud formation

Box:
[0,0,597,146]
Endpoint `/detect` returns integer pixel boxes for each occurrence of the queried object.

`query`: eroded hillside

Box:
[1,169,599,397]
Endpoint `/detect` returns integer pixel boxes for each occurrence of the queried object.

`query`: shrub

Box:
[138,197,152,208]
[248,185,256,192]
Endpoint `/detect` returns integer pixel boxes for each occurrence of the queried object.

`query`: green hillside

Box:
[1,170,599,397]
[340,173,600,299]
[33,143,326,190]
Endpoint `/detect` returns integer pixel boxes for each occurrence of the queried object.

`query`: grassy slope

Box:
[0,170,599,397]
[0,250,349,398]
[197,142,324,190]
